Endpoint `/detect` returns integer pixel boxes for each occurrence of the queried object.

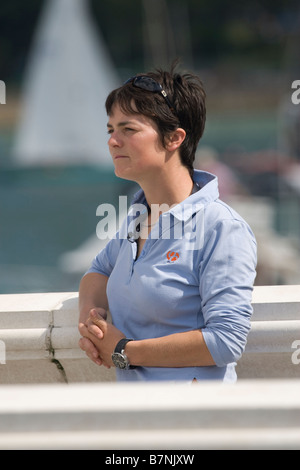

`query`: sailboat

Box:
[3,0,127,290]
[13,0,119,167]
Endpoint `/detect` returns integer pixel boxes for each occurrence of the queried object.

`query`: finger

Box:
[85,320,104,339]
[87,314,107,339]
[90,307,107,321]
[78,337,103,366]
[79,317,104,340]
[78,321,88,336]
[86,323,104,339]
[79,335,112,369]
[79,322,101,343]
[91,315,107,330]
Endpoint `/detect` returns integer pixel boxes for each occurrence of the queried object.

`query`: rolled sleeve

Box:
[200,218,257,367]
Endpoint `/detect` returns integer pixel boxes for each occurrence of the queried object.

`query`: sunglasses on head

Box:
[124,75,176,114]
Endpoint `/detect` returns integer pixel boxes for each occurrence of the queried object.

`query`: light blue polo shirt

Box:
[87,170,257,382]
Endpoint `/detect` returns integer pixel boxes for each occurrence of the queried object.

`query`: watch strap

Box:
[114,338,133,354]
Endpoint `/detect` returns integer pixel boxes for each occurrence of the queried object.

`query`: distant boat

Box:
[13,0,119,167]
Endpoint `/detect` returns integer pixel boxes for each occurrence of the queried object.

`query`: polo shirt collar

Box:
[130,170,219,222]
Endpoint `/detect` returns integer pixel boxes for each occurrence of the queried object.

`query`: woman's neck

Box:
[139,165,194,210]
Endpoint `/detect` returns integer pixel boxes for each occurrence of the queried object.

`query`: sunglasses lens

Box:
[133,76,161,92]
[124,75,176,115]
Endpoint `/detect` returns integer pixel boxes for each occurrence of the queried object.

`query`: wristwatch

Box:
[111,338,135,370]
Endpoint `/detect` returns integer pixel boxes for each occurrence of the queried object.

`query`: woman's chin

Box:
[114,165,136,182]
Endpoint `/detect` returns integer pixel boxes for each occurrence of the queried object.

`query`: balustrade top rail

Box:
[0,285,299,381]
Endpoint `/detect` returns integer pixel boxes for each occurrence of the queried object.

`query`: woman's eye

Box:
[107,127,136,135]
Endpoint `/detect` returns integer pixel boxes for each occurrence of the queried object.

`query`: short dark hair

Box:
[105,64,206,176]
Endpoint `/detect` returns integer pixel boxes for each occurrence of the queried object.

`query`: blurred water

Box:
[0,165,134,293]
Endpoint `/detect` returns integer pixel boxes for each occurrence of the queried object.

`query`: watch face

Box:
[111,352,129,369]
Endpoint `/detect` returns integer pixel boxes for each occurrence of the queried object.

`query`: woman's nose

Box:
[108,132,122,147]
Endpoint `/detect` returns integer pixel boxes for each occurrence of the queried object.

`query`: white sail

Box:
[13,0,119,166]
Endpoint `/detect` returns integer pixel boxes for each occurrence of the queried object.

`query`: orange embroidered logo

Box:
[167,251,180,262]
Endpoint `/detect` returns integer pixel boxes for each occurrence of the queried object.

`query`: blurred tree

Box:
[0,0,300,87]
[142,0,177,69]
[90,0,143,77]
[0,0,43,86]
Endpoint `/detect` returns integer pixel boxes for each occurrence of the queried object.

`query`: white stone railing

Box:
[0,292,115,384]
[238,284,300,378]
[0,285,300,383]
[0,286,300,450]
[0,379,299,450]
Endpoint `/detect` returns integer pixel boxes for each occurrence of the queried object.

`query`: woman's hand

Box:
[79,308,125,368]
[78,307,107,367]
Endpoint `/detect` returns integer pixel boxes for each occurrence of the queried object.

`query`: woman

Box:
[78,66,257,382]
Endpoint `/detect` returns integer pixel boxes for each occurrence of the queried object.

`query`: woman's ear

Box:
[165,128,186,151]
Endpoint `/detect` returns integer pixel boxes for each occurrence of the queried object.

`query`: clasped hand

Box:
[78,308,125,368]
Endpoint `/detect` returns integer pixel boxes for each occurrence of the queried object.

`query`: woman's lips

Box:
[114,155,129,159]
